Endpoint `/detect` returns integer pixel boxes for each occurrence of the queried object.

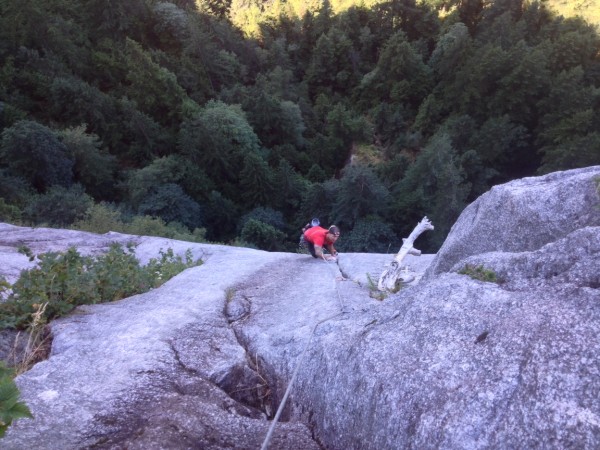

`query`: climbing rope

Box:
[260,258,346,450]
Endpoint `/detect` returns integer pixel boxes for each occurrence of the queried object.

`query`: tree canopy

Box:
[0,0,598,251]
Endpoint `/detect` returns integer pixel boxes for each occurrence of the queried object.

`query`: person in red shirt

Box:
[303,225,340,261]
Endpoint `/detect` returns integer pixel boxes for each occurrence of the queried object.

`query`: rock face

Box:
[280,166,600,449]
[1,166,599,449]
[425,165,600,276]
[0,226,323,449]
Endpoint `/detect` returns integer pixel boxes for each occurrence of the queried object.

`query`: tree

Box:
[239,152,275,208]
[490,43,550,127]
[0,197,21,223]
[116,97,173,164]
[73,202,125,234]
[127,156,185,209]
[308,103,370,172]
[272,158,307,215]
[125,155,213,209]
[49,77,169,163]
[23,185,93,226]
[479,0,525,29]
[0,169,34,208]
[435,114,498,196]
[239,206,286,232]
[467,115,530,179]
[428,22,471,79]
[546,19,600,73]
[0,120,73,192]
[244,91,283,148]
[376,153,411,186]
[196,0,232,18]
[253,67,298,101]
[476,8,526,49]
[325,103,370,151]
[392,132,470,251]
[239,218,287,251]
[298,178,340,227]
[60,125,116,200]
[371,0,439,42]
[120,38,191,127]
[178,100,262,188]
[138,183,202,230]
[85,0,150,39]
[337,216,399,253]
[536,66,600,172]
[0,0,47,53]
[455,0,484,34]
[332,164,390,229]
[305,27,355,98]
[519,0,553,38]
[203,190,239,241]
[313,0,333,38]
[357,31,432,111]
[305,164,328,183]
[244,91,306,148]
[229,0,263,37]
[279,101,307,148]
[538,131,600,173]
[368,102,413,153]
[150,2,192,51]
[49,77,117,146]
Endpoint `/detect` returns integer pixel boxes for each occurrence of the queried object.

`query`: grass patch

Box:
[366,273,388,300]
[225,287,236,303]
[458,264,498,283]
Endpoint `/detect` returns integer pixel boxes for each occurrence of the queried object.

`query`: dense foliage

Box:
[0,0,599,252]
[0,244,201,330]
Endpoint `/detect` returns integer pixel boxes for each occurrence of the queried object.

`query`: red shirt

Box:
[303,226,329,246]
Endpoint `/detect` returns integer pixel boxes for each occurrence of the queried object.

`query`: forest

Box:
[1,0,599,253]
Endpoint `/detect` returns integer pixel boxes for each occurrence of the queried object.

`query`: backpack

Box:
[298,217,320,252]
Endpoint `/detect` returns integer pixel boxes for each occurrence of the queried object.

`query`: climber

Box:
[302,224,340,262]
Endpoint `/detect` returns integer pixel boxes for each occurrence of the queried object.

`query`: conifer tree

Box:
[332,165,390,229]
[392,132,470,251]
[239,153,275,208]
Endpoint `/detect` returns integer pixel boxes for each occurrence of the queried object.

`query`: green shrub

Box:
[0,277,10,298]
[73,202,124,234]
[23,185,93,226]
[124,215,206,242]
[238,207,285,233]
[0,244,201,330]
[0,362,32,438]
[144,248,197,284]
[73,203,207,243]
[458,264,498,283]
[0,198,21,223]
[240,219,286,251]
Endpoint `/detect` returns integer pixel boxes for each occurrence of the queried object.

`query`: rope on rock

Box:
[260,258,346,450]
